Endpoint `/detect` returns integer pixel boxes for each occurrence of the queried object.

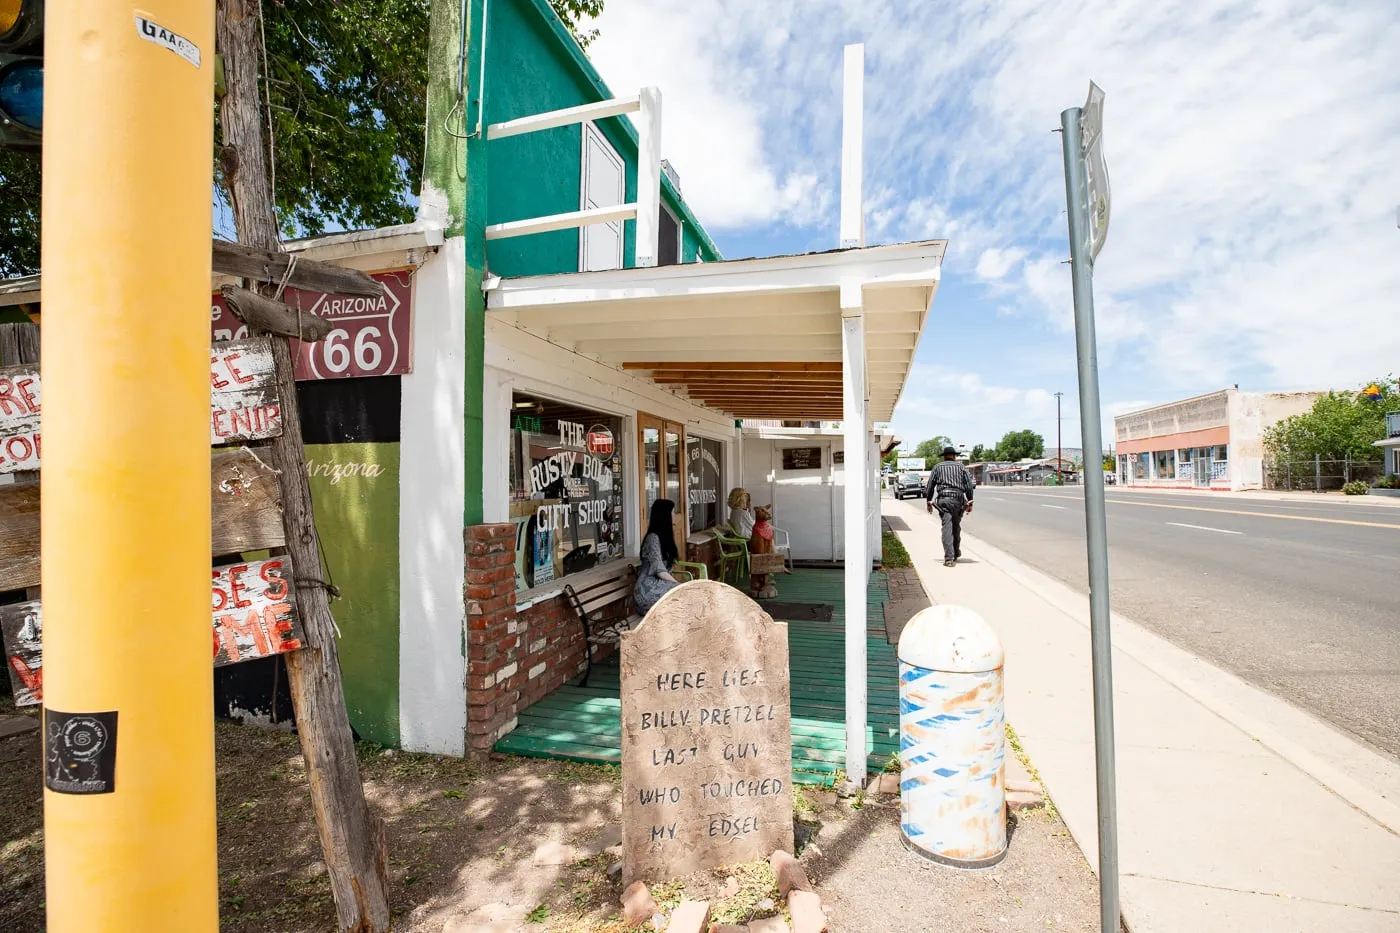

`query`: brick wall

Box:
[464,523,595,756]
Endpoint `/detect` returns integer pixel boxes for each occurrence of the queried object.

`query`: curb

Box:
[960,532,1400,838]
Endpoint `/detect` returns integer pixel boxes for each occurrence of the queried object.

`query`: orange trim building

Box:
[1114,388,1325,491]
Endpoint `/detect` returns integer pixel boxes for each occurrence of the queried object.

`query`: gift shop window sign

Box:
[210,270,413,381]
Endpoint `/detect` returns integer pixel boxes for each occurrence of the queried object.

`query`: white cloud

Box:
[584,1,834,230]
[975,247,1027,281]
[890,365,1064,449]
[586,0,1400,402]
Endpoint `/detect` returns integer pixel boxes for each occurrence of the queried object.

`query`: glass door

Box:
[638,413,687,543]
[1194,455,1211,487]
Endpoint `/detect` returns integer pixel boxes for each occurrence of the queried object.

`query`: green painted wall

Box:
[482,0,721,278]
[307,442,401,746]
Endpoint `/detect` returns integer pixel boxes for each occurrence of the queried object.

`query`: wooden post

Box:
[216,1,391,930]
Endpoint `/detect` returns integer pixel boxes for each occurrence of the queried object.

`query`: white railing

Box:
[1387,411,1400,438]
[484,88,663,268]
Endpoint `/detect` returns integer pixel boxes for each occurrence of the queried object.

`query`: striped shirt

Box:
[924,459,975,504]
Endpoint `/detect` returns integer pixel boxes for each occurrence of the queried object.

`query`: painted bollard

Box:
[897,605,1007,867]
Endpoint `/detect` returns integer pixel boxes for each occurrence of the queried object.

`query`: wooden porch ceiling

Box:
[623,361,848,418]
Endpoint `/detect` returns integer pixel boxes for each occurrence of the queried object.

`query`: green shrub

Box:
[1376,475,1400,489]
[1342,480,1370,496]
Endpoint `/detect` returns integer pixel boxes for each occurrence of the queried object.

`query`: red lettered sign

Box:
[211,270,413,381]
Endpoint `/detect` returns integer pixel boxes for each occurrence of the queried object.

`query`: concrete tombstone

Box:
[620,581,794,885]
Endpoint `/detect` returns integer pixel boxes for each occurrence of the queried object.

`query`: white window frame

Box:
[578,121,626,273]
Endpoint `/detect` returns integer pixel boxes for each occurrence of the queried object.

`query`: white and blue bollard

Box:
[897,605,1007,868]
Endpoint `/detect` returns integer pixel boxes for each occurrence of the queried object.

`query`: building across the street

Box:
[1377,411,1400,476]
[1114,388,1324,491]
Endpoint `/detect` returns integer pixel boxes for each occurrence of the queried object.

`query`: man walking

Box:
[925,446,975,567]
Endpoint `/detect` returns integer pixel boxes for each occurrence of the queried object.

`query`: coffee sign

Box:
[620,582,794,885]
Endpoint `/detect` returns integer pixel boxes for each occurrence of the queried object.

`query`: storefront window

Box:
[1154,450,1174,480]
[1213,444,1229,461]
[508,394,624,591]
[1131,453,1147,480]
[686,436,724,532]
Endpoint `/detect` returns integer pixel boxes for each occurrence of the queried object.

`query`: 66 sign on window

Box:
[211,270,413,380]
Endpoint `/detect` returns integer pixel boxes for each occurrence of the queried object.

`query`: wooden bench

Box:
[563,564,641,687]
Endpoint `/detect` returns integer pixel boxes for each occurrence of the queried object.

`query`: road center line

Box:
[1040,504,1066,510]
[1015,492,1400,531]
[1166,521,1242,535]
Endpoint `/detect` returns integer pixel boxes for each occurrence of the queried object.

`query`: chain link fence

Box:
[1263,457,1384,491]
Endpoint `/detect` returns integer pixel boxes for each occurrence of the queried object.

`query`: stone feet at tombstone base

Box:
[619,848,829,933]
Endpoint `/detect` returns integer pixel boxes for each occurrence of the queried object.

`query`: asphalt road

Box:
[953,486,1400,761]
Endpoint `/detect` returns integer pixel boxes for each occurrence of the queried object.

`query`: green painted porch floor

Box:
[494,569,898,784]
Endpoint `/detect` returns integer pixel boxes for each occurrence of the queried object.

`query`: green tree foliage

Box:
[993,429,1045,462]
[0,151,40,278]
[881,448,902,469]
[969,444,987,461]
[1263,378,1398,462]
[912,436,954,460]
[1103,453,1116,471]
[0,0,604,272]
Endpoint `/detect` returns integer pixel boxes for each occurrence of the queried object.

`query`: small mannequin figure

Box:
[749,504,779,599]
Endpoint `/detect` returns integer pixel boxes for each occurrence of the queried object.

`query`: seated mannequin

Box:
[727,487,755,538]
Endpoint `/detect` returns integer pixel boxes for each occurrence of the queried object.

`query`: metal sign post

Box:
[1059,81,1120,933]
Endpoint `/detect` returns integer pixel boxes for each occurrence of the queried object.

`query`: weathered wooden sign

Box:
[2,557,305,707]
[0,337,285,474]
[0,362,41,472]
[620,581,794,886]
[210,337,282,445]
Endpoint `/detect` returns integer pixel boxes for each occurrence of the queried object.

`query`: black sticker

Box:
[45,709,118,795]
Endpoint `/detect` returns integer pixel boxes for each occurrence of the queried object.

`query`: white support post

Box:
[635,85,663,268]
[840,44,865,250]
[841,279,868,781]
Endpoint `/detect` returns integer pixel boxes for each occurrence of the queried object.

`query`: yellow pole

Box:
[41,2,218,930]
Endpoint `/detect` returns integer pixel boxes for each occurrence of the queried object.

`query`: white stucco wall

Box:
[1229,389,1325,490]
[398,238,468,755]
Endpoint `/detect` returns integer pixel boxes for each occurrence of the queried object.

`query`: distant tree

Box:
[882,448,902,469]
[1103,453,1117,471]
[912,436,954,461]
[969,444,988,462]
[993,429,1045,462]
[1263,378,1398,463]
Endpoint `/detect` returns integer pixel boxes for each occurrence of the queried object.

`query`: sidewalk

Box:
[884,497,1400,933]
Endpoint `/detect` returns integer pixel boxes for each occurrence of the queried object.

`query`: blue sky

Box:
[587,0,1400,452]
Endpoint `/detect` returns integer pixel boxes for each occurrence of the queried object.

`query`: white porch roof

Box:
[483,240,945,422]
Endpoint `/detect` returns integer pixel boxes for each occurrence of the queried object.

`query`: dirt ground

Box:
[1,704,1100,932]
[804,792,1100,932]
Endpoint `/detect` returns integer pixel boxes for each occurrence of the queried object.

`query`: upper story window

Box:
[579,122,624,272]
[658,205,680,266]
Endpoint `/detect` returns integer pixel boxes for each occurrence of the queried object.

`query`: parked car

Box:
[893,472,925,499]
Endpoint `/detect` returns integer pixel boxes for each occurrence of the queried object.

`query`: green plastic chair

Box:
[672,560,709,582]
[710,527,750,587]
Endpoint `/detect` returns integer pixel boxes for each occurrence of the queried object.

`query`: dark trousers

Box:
[936,501,963,561]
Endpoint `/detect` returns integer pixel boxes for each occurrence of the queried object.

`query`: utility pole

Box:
[43,3,218,928]
[1055,391,1064,483]
[217,2,391,929]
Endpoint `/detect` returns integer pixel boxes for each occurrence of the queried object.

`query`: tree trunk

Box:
[215,3,391,930]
